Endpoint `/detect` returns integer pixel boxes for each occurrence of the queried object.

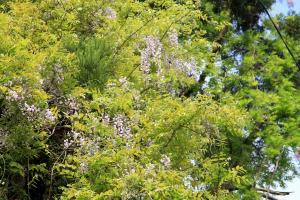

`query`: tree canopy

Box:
[0,0,300,199]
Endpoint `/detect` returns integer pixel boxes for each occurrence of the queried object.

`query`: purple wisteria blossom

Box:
[104,7,117,20]
[140,36,163,74]
[168,30,179,47]
[160,154,171,168]
[112,114,132,140]
[6,90,22,102]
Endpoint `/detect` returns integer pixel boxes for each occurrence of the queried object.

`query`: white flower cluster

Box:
[102,113,110,124]
[79,162,89,174]
[145,163,156,174]
[63,138,72,149]
[104,7,117,20]
[160,154,171,168]
[44,109,56,122]
[183,175,206,191]
[112,114,132,140]
[119,77,128,88]
[67,97,78,114]
[82,137,100,156]
[183,175,194,190]
[3,81,13,87]
[139,33,201,83]
[53,63,64,84]
[133,93,142,110]
[20,103,40,121]
[64,130,100,156]
[6,90,22,102]
[140,36,163,74]
[166,55,201,81]
[168,30,179,47]
[23,103,40,113]
[63,130,83,149]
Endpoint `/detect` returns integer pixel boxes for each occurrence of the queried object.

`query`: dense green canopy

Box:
[0,0,299,199]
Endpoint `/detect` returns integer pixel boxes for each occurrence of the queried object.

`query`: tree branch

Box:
[256,187,293,196]
[260,193,279,200]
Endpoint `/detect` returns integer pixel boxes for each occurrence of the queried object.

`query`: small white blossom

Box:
[79,162,89,174]
[112,114,132,139]
[119,77,128,87]
[102,113,110,124]
[54,63,64,83]
[67,97,78,114]
[160,154,171,168]
[6,90,21,102]
[64,139,72,149]
[168,30,179,47]
[140,36,163,75]
[45,109,55,122]
[72,130,81,140]
[3,81,12,87]
[20,103,40,121]
[104,7,117,20]
[23,103,40,113]
[145,163,155,174]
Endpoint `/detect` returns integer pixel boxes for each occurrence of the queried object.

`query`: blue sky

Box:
[271,0,300,15]
[269,2,300,200]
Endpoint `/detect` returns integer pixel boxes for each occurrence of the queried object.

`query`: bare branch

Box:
[256,187,293,196]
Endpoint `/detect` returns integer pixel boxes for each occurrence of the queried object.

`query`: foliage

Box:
[0,0,300,200]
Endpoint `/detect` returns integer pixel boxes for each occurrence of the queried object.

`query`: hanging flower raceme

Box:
[112,114,132,140]
[104,7,117,20]
[140,35,163,74]
[160,154,171,168]
[6,90,22,102]
[165,54,201,81]
[168,30,179,48]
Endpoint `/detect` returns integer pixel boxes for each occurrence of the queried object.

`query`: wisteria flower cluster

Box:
[112,114,132,140]
[81,137,100,156]
[6,90,22,102]
[63,130,83,149]
[66,97,79,114]
[168,56,201,81]
[160,154,171,168]
[53,63,64,84]
[104,7,117,20]
[168,30,179,48]
[140,33,202,82]
[119,77,129,88]
[4,87,57,126]
[140,36,163,74]
[79,162,89,174]
[20,103,41,121]
[63,130,101,156]
[44,109,56,122]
